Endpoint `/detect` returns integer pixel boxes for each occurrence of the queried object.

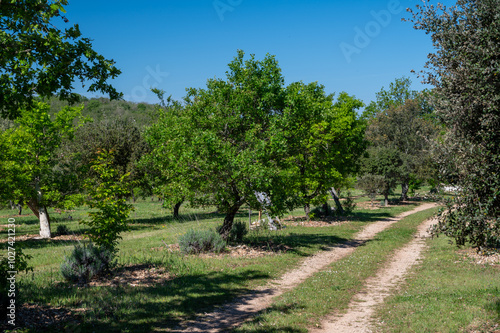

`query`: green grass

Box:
[0,194,425,332]
[233,207,440,333]
[373,236,500,332]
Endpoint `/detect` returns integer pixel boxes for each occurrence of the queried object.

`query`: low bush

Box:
[56,224,70,235]
[179,229,226,254]
[342,192,357,215]
[217,220,248,244]
[60,242,114,285]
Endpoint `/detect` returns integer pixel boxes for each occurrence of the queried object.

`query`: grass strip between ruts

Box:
[234,207,440,333]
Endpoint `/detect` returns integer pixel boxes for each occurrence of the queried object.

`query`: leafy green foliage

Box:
[360,147,403,205]
[408,0,500,248]
[364,79,439,200]
[178,229,226,254]
[272,83,367,216]
[82,150,134,253]
[60,242,114,285]
[356,174,385,205]
[217,220,248,244]
[145,50,286,239]
[0,101,85,237]
[362,77,419,120]
[0,0,121,119]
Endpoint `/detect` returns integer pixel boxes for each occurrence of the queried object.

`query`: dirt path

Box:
[169,203,437,333]
[310,215,438,333]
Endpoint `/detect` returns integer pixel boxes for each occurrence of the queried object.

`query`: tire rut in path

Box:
[169,203,437,333]
[310,213,438,333]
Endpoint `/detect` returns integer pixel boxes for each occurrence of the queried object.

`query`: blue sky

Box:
[65,0,442,107]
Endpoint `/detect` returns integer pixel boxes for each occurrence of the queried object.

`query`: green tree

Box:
[362,77,419,120]
[0,101,84,238]
[360,147,403,206]
[141,95,189,217]
[82,149,134,253]
[407,0,500,249]
[0,0,121,119]
[145,50,285,239]
[63,117,149,197]
[273,82,366,218]
[366,98,440,200]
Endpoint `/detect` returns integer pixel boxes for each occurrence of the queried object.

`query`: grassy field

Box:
[1,189,497,332]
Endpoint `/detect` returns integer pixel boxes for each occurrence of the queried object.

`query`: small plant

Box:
[217,220,248,244]
[343,192,357,215]
[56,224,70,235]
[60,242,114,285]
[82,149,134,254]
[179,229,226,254]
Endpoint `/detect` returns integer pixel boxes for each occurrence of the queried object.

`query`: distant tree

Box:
[0,0,121,119]
[356,174,385,206]
[0,101,84,238]
[407,0,500,249]
[63,117,150,199]
[360,147,403,206]
[366,98,440,200]
[145,50,286,239]
[273,83,366,218]
[362,77,419,120]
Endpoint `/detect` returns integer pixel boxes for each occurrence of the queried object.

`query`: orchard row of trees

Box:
[0,0,498,249]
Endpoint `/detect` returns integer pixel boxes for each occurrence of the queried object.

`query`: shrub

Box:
[216,220,248,244]
[342,192,357,215]
[60,242,114,285]
[82,150,134,254]
[56,224,70,235]
[179,229,226,254]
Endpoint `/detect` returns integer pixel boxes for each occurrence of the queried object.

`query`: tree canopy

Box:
[273,83,366,217]
[407,0,500,248]
[0,0,121,119]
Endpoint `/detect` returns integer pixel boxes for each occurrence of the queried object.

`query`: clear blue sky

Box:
[65,0,444,107]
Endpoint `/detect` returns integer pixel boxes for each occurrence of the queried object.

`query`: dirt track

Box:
[171,203,437,332]
[310,215,438,333]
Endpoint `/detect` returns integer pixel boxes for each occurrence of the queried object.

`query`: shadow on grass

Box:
[20,269,272,332]
[130,209,259,226]
[245,232,349,257]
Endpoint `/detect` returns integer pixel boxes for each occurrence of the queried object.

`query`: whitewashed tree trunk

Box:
[36,182,51,238]
[39,206,51,238]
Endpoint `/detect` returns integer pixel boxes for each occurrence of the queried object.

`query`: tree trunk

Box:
[26,198,40,220]
[17,201,22,215]
[329,187,344,214]
[400,182,409,201]
[322,202,330,216]
[173,199,184,219]
[384,193,389,207]
[39,206,51,238]
[35,182,51,238]
[218,205,241,240]
[304,203,311,220]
